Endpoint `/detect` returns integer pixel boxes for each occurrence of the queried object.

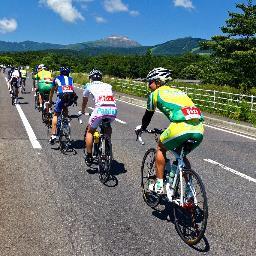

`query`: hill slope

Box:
[0,36,208,55]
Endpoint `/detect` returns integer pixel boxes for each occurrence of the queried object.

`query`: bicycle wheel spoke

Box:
[174,169,208,245]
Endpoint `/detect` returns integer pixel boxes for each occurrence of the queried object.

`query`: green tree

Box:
[201,0,256,90]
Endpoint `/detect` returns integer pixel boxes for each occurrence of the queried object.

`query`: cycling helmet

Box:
[60,67,70,76]
[38,64,46,70]
[89,69,102,81]
[146,67,172,85]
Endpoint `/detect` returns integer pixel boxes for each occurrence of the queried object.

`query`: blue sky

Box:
[0,0,249,46]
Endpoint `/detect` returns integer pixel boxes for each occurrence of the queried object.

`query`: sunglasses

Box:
[148,80,154,86]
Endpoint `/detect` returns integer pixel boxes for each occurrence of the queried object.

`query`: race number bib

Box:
[181,106,202,120]
[62,85,73,93]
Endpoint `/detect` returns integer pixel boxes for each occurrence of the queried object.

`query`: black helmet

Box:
[89,69,102,81]
[60,67,70,76]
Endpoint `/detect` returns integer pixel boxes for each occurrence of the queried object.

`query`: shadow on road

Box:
[151,200,210,252]
[71,139,84,150]
[86,159,126,187]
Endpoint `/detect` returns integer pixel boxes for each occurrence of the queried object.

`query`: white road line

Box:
[204,124,256,141]
[204,159,256,183]
[88,107,127,124]
[4,77,41,149]
[16,104,42,149]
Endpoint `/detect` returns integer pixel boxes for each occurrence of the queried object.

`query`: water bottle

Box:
[168,162,176,183]
[93,131,100,144]
[165,159,172,178]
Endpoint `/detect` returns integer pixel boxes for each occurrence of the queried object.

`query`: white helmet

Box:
[89,69,102,81]
[146,67,172,84]
[38,64,46,70]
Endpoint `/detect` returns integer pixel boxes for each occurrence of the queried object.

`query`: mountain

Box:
[0,36,208,55]
[0,40,63,52]
[66,35,141,50]
[151,37,208,55]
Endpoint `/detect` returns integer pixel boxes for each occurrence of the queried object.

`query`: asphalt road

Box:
[0,72,255,256]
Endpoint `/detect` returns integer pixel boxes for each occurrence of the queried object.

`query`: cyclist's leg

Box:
[49,98,63,143]
[101,106,117,139]
[156,142,167,180]
[86,125,96,155]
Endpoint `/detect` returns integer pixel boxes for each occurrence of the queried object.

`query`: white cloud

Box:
[103,0,139,17]
[40,0,84,22]
[0,18,17,33]
[95,16,107,23]
[173,0,194,9]
[129,10,140,16]
[103,0,128,13]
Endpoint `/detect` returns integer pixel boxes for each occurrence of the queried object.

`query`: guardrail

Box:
[112,79,256,113]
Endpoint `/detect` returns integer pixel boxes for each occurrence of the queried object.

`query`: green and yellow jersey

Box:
[147,86,204,122]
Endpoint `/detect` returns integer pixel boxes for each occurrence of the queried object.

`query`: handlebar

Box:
[135,128,164,145]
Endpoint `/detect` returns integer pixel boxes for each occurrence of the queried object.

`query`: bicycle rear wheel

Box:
[34,93,38,109]
[141,148,160,208]
[173,168,208,246]
[98,137,112,184]
[21,81,25,93]
[59,122,71,153]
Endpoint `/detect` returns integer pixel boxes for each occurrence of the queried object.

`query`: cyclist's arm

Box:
[81,96,88,114]
[81,84,90,113]
[141,92,156,130]
[141,110,154,130]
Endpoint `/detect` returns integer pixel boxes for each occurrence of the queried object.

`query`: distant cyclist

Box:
[32,65,38,91]
[135,67,204,194]
[79,69,117,166]
[19,66,27,92]
[8,67,20,104]
[48,67,78,144]
[7,67,14,81]
[34,64,53,111]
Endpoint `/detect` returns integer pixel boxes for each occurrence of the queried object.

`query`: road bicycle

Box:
[10,81,18,105]
[42,102,53,131]
[20,78,26,94]
[34,90,39,110]
[79,114,113,184]
[136,128,208,246]
[41,94,52,129]
[56,112,72,153]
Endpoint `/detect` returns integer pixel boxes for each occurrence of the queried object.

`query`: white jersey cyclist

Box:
[83,80,117,129]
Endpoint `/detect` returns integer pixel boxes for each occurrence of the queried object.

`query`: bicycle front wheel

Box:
[98,137,112,184]
[141,148,160,208]
[173,168,208,246]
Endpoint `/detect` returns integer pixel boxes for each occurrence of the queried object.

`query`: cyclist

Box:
[32,65,38,91]
[19,66,27,92]
[48,67,78,144]
[34,64,53,111]
[8,67,20,104]
[79,69,117,166]
[7,67,14,81]
[135,67,204,194]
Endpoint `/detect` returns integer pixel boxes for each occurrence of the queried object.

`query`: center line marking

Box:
[204,159,256,183]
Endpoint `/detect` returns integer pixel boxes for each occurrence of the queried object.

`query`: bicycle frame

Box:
[137,129,198,207]
[171,149,198,207]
